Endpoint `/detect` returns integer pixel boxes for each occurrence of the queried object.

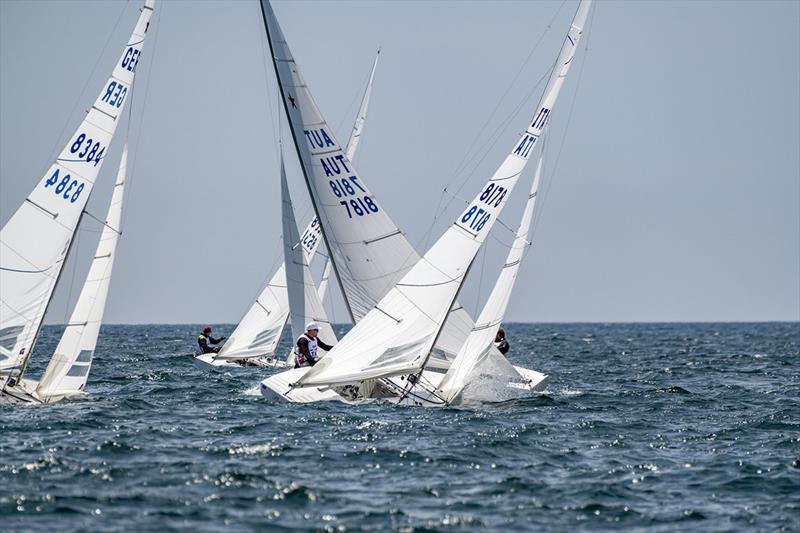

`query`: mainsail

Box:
[36,144,131,400]
[293,0,593,388]
[260,0,476,364]
[437,152,544,403]
[281,151,338,348]
[261,0,424,322]
[0,0,155,384]
[215,49,380,360]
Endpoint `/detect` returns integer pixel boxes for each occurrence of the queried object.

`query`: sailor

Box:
[294,322,334,368]
[494,327,510,355]
[198,326,225,354]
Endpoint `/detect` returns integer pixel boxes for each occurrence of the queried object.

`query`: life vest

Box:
[198,334,213,354]
[294,333,318,367]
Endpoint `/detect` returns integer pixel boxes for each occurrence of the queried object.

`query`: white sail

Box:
[0,0,155,384]
[292,0,593,388]
[261,0,422,322]
[215,51,378,360]
[281,153,338,348]
[36,145,130,400]
[317,257,333,302]
[344,48,379,162]
[437,153,544,403]
[260,1,477,366]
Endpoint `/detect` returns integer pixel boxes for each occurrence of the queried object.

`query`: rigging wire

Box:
[62,231,81,324]
[414,0,567,255]
[58,0,161,328]
[530,1,596,242]
[417,64,553,255]
[446,0,567,183]
[41,0,132,179]
[122,0,164,233]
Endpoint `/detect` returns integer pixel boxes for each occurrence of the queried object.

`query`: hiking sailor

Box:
[294,322,334,368]
[494,327,510,355]
[198,326,225,354]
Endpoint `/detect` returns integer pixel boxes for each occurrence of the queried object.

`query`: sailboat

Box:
[258,0,591,404]
[193,49,380,371]
[0,1,155,404]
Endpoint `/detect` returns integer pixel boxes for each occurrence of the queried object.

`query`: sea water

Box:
[1,322,798,531]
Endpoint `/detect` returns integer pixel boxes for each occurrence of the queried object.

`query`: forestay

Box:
[260,1,476,363]
[36,144,130,400]
[280,152,338,349]
[0,0,155,384]
[294,0,593,388]
[215,49,380,360]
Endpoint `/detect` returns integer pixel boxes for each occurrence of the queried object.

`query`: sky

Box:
[1,0,798,325]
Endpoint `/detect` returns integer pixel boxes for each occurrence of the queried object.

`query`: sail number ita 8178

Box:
[461,183,507,233]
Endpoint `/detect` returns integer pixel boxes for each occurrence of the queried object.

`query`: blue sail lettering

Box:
[320,157,333,177]
[320,128,335,147]
[334,154,350,173]
[304,128,336,149]
[531,107,550,131]
[101,81,127,108]
[514,134,535,157]
[121,47,141,72]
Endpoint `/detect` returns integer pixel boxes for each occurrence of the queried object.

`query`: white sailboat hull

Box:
[193,353,285,371]
[0,378,87,405]
[259,364,547,406]
[512,365,548,392]
[260,367,353,403]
